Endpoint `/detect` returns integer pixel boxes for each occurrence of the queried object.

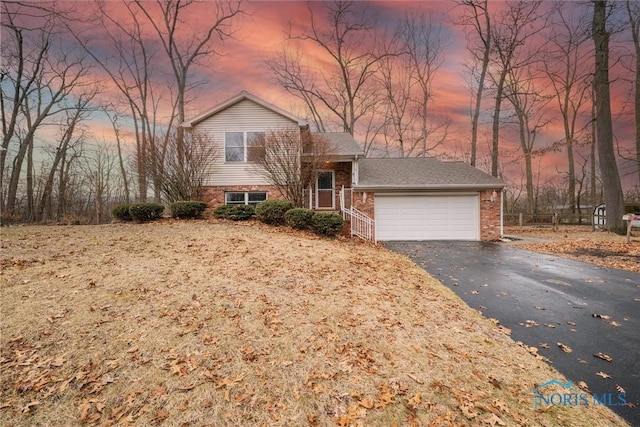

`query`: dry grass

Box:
[504,225,640,272]
[0,221,629,426]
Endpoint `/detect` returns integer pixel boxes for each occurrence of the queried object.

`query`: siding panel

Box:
[192,99,299,186]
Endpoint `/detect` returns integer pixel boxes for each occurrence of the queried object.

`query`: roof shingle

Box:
[356,158,505,190]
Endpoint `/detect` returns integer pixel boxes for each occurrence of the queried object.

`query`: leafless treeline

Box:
[1,1,639,230]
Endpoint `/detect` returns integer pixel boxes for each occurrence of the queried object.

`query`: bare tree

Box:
[626,0,640,186]
[37,89,97,222]
[543,1,593,216]
[159,130,219,202]
[104,109,131,204]
[251,128,329,207]
[2,8,94,219]
[458,0,492,166]
[267,1,388,154]
[488,0,545,177]
[135,0,244,173]
[67,1,170,203]
[379,11,449,158]
[593,0,625,232]
[503,66,553,214]
[79,142,117,224]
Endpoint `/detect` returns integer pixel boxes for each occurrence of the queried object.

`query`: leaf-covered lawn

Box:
[0,221,629,426]
[504,226,640,272]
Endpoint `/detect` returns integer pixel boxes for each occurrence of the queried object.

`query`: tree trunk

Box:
[630,1,640,187]
[491,70,507,177]
[593,0,625,233]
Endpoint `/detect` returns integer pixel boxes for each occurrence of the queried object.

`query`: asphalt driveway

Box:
[385,241,640,426]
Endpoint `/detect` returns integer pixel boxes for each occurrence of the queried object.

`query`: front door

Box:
[316,170,334,209]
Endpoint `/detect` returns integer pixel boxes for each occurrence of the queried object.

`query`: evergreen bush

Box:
[112,204,132,222]
[170,201,207,219]
[255,200,295,225]
[128,203,164,222]
[311,212,344,237]
[285,208,315,229]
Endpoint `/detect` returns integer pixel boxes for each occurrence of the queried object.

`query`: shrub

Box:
[213,204,255,221]
[311,212,345,237]
[112,204,132,222]
[128,203,164,222]
[170,201,207,219]
[255,200,295,225]
[285,208,315,229]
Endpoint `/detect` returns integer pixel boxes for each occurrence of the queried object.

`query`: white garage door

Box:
[375,194,480,241]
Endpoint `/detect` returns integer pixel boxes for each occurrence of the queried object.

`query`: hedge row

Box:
[255,200,344,237]
[113,199,344,237]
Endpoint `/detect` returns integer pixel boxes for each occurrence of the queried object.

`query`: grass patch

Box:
[0,221,629,426]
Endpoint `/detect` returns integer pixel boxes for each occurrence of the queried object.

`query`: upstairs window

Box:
[225,131,265,162]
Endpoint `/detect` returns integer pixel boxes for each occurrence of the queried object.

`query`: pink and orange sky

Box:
[16,1,640,194]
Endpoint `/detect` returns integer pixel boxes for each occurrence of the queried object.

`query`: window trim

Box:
[225,191,267,207]
[224,131,265,163]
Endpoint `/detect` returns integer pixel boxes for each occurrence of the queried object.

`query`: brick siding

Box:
[201,184,284,213]
[479,189,502,241]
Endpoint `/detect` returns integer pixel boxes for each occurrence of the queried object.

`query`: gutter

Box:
[352,183,506,192]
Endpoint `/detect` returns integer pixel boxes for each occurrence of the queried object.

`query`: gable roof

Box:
[312,132,364,157]
[181,90,307,128]
[355,158,505,190]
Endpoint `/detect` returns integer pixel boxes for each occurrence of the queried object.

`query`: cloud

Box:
[27,0,637,191]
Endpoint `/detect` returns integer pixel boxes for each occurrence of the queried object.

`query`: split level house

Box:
[181,91,505,242]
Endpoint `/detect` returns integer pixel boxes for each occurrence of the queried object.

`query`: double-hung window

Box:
[225,192,267,207]
[225,131,265,162]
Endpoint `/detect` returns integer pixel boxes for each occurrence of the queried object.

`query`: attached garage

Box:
[352,158,505,242]
[375,194,479,241]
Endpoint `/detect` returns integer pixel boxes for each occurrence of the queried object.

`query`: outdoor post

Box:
[519,213,523,231]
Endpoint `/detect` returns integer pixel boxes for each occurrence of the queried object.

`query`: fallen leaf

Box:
[154,409,169,423]
[488,377,501,389]
[481,413,506,426]
[177,383,197,392]
[557,342,572,353]
[408,392,421,409]
[359,396,374,409]
[596,371,611,379]
[594,352,612,362]
[21,401,40,414]
[78,400,92,421]
[407,373,424,384]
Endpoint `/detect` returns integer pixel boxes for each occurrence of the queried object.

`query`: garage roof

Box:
[356,158,505,190]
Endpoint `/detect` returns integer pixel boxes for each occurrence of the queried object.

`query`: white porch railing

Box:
[349,207,375,242]
[339,186,375,243]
